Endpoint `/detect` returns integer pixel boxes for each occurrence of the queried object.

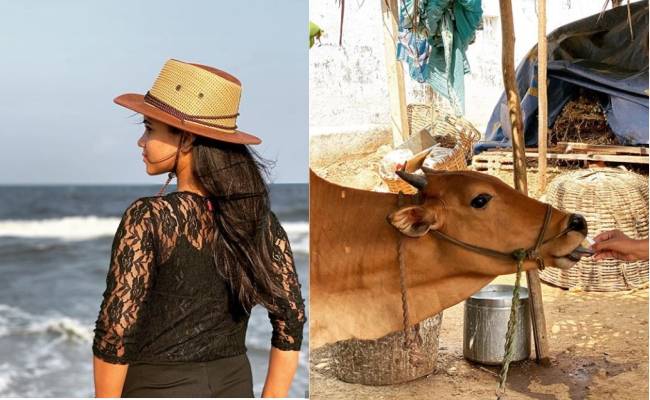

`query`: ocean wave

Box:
[0,304,93,342]
[0,324,82,397]
[289,236,309,254]
[0,240,73,257]
[0,217,309,252]
[280,221,309,235]
[280,221,309,254]
[0,216,120,241]
[0,364,18,395]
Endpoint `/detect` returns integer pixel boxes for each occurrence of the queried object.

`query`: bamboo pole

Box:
[537,0,548,192]
[381,0,409,145]
[498,0,551,366]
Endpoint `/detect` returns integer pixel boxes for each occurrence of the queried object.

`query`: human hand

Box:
[591,230,649,262]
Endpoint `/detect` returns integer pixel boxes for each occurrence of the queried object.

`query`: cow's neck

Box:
[310,170,497,348]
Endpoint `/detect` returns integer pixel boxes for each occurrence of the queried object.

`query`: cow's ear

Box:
[387,205,442,237]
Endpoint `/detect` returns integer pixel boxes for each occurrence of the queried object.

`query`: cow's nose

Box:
[568,213,587,234]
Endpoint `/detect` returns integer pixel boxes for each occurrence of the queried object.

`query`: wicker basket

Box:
[385,176,420,194]
[383,104,480,194]
[407,103,480,155]
[540,168,649,291]
[328,313,444,385]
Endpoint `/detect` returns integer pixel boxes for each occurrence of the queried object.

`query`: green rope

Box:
[496,249,525,399]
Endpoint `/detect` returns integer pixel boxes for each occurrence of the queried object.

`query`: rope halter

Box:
[428,203,557,270]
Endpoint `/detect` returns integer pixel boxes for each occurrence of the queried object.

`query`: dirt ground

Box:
[310,275,649,400]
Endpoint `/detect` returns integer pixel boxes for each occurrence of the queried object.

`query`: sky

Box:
[0,0,308,184]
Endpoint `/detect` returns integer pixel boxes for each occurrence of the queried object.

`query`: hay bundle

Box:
[549,90,618,146]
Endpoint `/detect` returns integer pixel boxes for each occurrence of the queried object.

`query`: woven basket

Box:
[540,168,649,291]
[407,103,481,156]
[328,313,443,385]
[383,104,480,194]
[385,176,420,194]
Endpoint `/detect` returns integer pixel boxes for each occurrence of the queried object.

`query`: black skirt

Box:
[121,354,254,398]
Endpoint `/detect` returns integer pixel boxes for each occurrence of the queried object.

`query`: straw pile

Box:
[549,90,618,146]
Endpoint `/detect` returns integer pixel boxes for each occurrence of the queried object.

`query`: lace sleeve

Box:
[92,198,156,364]
[266,212,306,351]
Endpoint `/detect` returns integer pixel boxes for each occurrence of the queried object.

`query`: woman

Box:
[92,59,306,397]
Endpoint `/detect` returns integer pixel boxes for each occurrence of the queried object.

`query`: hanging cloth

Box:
[396,0,483,115]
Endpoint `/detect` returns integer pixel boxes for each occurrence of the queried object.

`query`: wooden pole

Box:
[381,0,409,145]
[498,0,551,366]
[537,0,548,192]
[498,0,527,193]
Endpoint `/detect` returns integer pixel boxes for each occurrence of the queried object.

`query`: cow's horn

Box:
[396,170,427,190]
[421,165,441,175]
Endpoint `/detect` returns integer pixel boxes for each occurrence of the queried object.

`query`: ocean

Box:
[0,183,309,398]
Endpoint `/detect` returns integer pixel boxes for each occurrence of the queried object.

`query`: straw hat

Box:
[114,59,261,144]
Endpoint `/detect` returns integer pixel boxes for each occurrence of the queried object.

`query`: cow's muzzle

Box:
[568,213,588,236]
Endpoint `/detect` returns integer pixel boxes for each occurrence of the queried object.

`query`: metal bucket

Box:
[463,284,531,365]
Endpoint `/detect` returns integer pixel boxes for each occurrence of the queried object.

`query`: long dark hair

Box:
[182,131,286,313]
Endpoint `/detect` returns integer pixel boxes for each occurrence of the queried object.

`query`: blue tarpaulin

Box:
[475,1,649,153]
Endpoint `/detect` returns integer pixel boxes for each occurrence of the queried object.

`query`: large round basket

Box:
[540,168,649,291]
[382,104,480,194]
[328,313,443,385]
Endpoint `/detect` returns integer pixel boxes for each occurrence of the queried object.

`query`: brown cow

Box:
[310,168,588,348]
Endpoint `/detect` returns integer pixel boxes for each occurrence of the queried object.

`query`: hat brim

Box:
[114,93,262,145]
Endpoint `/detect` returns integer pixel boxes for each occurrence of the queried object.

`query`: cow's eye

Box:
[470,194,492,209]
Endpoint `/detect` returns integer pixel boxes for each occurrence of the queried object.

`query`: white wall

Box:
[309,0,638,136]
[309,0,388,136]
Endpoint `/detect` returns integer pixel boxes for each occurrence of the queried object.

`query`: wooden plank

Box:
[499,0,550,366]
[381,0,409,146]
[528,152,648,163]
[558,142,649,155]
[537,0,548,192]
[477,149,649,164]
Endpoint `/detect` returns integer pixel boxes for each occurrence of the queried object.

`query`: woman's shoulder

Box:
[122,195,162,211]
[119,195,172,222]
[123,192,189,210]
[120,192,209,228]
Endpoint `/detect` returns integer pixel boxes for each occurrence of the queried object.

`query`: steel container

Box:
[463,284,531,365]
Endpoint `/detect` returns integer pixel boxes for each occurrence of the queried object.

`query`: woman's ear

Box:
[180,133,196,152]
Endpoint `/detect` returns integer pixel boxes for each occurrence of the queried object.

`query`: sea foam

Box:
[0,304,93,342]
[0,216,120,241]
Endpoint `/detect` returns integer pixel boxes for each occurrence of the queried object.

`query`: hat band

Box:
[144,91,239,131]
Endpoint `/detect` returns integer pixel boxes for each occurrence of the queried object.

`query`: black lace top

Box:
[92,191,306,365]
